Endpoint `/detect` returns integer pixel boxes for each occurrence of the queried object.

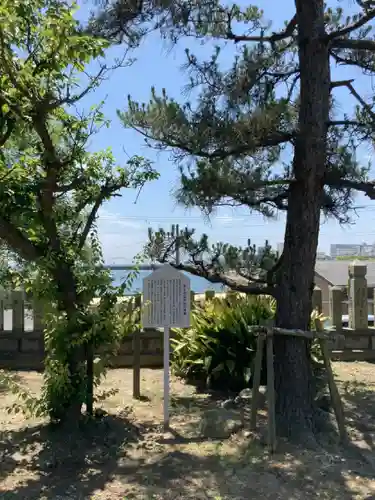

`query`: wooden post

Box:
[133,294,142,399]
[314,319,348,443]
[250,333,266,430]
[205,290,215,301]
[0,289,4,331]
[12,290,24,352]
[86,341,94,416]
[266,332,276,453]
[12,290,25,332]
[190,291,196,310]
[33,300,44,332]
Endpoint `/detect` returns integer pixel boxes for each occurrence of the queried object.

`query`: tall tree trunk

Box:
[51,261,85,425]
[273,0,330,440]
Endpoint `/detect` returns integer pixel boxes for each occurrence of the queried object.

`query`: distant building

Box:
[330,242,375,258]
[276,243,329,260]
[316,252,331,260]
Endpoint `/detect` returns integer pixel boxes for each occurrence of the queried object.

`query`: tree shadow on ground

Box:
[0,379,374,499]
[117,377,375,499]
[115,399,375,500]
[170,392,227,414]
[0,410,150,499]
[110,440,375,499]
[338,379,375,460]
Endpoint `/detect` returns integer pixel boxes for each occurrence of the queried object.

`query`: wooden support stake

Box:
[0,290,3,331]
[315,319,348,443]
[250,333,266,431]
[86,341,94,416]
[133,295,141,399]
[266,334,277,453]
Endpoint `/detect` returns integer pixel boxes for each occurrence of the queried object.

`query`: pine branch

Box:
[330,79,375,121]
[326,9,375,40]
[131,125,294,159]
[331,38,375,51]
[227,15,297,45]
[170,261,276,296]
[325,177,375,199]
[328,120,368,127]
[114,2,374,224]
[146,227,278,296]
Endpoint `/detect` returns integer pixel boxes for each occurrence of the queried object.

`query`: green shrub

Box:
[171,293,328,393]
[171,293,274,391]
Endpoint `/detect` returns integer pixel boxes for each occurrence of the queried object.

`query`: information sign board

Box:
[142,264,191,328]
[142,264,191,429]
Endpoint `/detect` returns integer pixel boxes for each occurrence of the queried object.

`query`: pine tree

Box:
[97,0,375,441]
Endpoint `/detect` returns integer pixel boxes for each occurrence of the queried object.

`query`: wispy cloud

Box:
[97,208,147,263]
[215,214,244,226]
[97,208,143,230]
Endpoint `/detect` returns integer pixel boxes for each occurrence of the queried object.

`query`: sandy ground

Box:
[0,362,374,499]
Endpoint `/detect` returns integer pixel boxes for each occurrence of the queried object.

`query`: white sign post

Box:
[142,264,191,429]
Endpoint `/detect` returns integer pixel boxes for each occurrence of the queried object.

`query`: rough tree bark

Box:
[273,0,330,440]
[51,261,86,424]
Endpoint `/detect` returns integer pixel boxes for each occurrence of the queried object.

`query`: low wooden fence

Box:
[1,260,375,370]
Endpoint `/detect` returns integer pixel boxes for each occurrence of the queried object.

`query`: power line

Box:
[98,204,375,224]
[98,216,283,229]
[99,218,375,235]
[98,218,375,235]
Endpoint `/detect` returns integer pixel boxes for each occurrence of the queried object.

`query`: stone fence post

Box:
[348,261,368,330]
[312,286,322,313]
[330,286,343,332]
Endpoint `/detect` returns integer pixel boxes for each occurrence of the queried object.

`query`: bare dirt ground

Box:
[0,362,375,499]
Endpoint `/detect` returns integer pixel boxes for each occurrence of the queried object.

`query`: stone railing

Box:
[1,268,375,370]
[312,261,375,360]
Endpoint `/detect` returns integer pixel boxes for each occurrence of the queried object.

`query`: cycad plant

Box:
[171,293,274,391]
[171,292,328,392]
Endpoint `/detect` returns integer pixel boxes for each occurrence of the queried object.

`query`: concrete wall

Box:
[0,328,164,370]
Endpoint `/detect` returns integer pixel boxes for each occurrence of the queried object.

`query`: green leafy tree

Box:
[98,0,375,440]
[0,0,158,424]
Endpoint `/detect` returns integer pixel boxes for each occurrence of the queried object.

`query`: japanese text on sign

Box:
[142,265,191,328]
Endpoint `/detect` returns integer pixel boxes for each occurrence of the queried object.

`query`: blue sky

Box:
[75,1,375,262]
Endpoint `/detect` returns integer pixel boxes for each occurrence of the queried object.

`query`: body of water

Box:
[111,269,225,294]
[1,269,225,331]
